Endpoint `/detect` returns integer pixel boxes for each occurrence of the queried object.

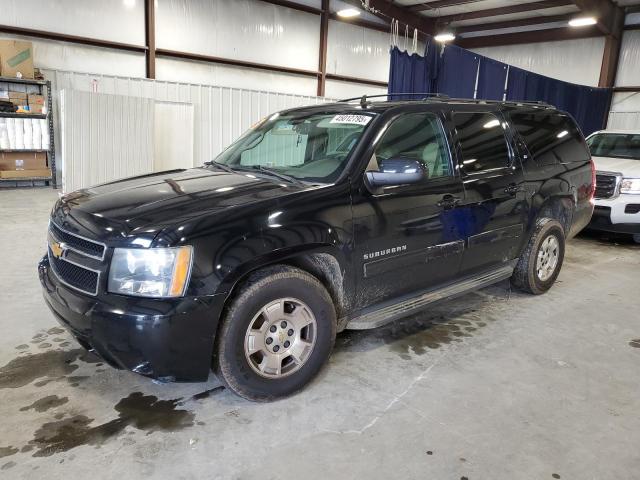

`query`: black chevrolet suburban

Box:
[39,96,595,401]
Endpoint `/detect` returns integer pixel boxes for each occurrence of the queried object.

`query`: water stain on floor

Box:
[629,339,640,349]
[0,348,101,389]
[28,392,195,457]
[20,395,69,413]
[337,285,509,359]
[0,447,18,458]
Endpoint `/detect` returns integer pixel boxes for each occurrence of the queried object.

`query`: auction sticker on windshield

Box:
[330,114,373,125]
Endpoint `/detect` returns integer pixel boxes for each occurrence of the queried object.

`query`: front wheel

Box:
[214,266,336,401]
[511,218,566,295]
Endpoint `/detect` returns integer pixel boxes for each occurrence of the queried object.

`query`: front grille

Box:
[50,221,105,259]
[48,248,99,295]
[595,173,620,199]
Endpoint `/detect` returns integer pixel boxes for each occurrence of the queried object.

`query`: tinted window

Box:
[509,111,590,164]
[375,112,452,179]
[216,112,375,183]
[587,133,640,160]
[453,112,510,174]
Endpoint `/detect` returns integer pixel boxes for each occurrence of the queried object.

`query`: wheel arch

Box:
[216,244,351,321]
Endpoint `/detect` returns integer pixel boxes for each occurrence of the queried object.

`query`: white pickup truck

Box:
[586,130,640,243]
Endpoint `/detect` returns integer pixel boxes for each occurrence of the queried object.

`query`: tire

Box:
[214,265,336,401]
[511,218,565,295]
[633,234,640,244]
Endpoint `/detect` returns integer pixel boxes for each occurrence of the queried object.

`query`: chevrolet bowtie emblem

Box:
[50,240,65,259]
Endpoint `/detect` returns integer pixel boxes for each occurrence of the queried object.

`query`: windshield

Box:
[587,133,640,160]
[213,112,375,183]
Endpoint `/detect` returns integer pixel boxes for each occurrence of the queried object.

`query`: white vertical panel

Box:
[471,37,606,87]
[60,89,154,193]
[324,80,387,100]
[1,0,145,45]
[49,69,334,189]
[156,0,320,71]
[607,91,640,131]
[0,34,146,78]
[154,102,195,171]
[155,57,317,96]
[326,20,390,82]
[615,30,640,87]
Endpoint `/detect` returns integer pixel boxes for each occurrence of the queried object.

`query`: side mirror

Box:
[365,158,426,192]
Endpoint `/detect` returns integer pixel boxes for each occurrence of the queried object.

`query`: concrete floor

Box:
[1,188,639,480]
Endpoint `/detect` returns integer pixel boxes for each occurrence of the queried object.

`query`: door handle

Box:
[504,183,521,196]
[437,194,461,209]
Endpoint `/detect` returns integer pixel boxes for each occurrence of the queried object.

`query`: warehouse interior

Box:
[0,1,639,478]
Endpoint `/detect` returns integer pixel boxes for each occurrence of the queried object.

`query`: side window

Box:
[509,111,590,164]
[374,112,452,179]
[453,112,510,174]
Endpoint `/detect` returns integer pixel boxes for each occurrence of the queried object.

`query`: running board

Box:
[345,265,514,330]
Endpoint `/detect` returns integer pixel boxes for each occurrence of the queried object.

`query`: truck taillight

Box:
[589,158,596,202]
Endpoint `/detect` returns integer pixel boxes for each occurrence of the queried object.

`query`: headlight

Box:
[108,246,193,298]
[620,178,640,195]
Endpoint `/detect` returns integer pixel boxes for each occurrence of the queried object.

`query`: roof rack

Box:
[338,93,450,108]
[335,94,555,109]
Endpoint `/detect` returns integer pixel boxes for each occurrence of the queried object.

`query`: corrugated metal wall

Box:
[60,90,154,193]
[44,68,335,191]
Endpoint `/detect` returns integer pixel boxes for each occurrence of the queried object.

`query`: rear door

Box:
[450,109,529,276]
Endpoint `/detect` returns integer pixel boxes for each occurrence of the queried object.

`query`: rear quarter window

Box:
[509,111,590,165]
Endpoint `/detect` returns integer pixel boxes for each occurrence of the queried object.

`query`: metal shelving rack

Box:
[0,76,56,188]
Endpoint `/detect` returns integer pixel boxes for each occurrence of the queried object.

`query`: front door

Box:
[351,111,466,310]
[450,110,529,276]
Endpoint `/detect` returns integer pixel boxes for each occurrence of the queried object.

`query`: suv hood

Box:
[54,167,314,241]
[593,156,640,175]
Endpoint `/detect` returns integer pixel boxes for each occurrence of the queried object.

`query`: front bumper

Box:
[39,255,226,382]
[588,194,640,234]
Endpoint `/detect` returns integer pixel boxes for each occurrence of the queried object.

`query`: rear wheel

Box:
[214,266,336,401]
[511,218,565,295]
[633,234,640,244]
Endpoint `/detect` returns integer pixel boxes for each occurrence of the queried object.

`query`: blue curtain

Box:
[388,43,611,136]
[388,47,430,100]
[436,45,479,99]
[506,66,611,135]
[477,57,508,101]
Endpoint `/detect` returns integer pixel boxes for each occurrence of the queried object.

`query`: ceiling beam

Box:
[436,0,573,24]
[342,0,436,34]
[598,4,625,87]
[570,0,622,37]
[455,13,575,34]
[456,24,601,48]
[409,0,485,13]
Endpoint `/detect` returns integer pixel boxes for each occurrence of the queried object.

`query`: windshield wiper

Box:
[204,161,236,174]
[247,165,305,186]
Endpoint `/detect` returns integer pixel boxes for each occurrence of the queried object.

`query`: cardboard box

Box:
[0,152,47,170]
[28,103,44,114]
[28,94,44,105]
[8,92,27,100]
[0,40,34,79]
[0,168,51,179]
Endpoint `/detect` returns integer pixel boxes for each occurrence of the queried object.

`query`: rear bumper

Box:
[39,254,226,382]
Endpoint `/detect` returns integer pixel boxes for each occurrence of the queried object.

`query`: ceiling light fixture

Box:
[434,32,455,42]
[569,17,597,27]
[337,8,361,18]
